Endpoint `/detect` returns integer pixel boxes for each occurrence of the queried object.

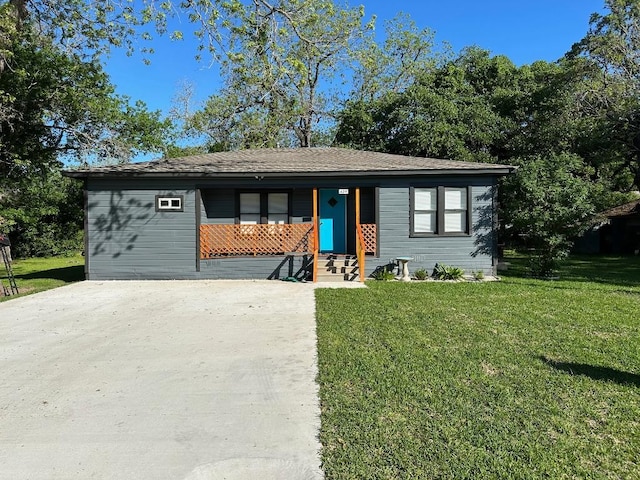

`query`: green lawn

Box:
[0,254,84,302]
[316,255,640,479]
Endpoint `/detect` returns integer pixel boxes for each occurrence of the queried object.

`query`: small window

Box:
[411,186,470,236]
[156,195,183,212]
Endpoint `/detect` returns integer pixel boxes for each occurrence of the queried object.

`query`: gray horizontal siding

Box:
[84,175,501,280]
[364,184,496,278]
[197,255,312,280]
[86,179,197,280]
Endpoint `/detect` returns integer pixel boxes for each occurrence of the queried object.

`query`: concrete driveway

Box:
[0,280,324,479]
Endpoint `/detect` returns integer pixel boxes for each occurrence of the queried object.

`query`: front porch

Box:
[198,187,377,281]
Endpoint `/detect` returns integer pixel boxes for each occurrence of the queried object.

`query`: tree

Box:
[0,171,84,257]
[569,0,640,190]
[1,0,374,150]
[501,154,596,276]
[350,12,448,102]
[334,46,626,275]
[336,48,513,162]
[8,1,451,151]
[0,25,171,184]
[176,86,294,150]
[1,0,186,65]
[174,0,371,149]
[0,0,180,257]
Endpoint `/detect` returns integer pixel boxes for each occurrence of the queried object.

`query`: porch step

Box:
[316,255,360,282]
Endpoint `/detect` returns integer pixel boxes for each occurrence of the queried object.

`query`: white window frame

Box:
[156,195,184,212]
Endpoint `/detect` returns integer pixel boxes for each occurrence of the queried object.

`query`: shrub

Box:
[372,266,396,281]
[528,254,561,278]
[432,263,465,281]
[413,268,428,280]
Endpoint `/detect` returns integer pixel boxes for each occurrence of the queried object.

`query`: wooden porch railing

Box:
[200,221,376,270]
[360,223,377,255]
[200,223,315,258]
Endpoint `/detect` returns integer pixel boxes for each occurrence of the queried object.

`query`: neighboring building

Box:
[575,198,640,255]
[63,148,515,281]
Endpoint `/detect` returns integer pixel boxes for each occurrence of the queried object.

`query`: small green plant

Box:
[432,263,465,281]
[473,270,485,280]
[372,267,396,281]
[413,268,428,280]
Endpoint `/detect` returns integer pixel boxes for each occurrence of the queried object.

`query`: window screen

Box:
[268,193,289,224]
[413,188,437,233]
[411,187,470,235]
[444,188,468,233]
[240,193,261,224]
[239,192,289,224]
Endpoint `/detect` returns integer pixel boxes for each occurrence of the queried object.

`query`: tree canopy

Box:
[172,0,373,149]
[568,0,640,190]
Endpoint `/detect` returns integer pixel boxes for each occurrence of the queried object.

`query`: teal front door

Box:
[319,189,347,253]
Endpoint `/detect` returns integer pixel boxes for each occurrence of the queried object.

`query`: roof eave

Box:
[62,167,517,179]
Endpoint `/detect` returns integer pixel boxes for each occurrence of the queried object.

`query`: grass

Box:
[316,255,640,479]
[0,253,84,302]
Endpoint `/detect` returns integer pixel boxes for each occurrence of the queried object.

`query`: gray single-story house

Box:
[63,148,515,282]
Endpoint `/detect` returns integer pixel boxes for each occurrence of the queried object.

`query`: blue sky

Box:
[104,0,605,117]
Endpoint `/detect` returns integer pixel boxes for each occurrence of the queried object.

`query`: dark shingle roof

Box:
[601,198,640,218]
[63,147,515,178]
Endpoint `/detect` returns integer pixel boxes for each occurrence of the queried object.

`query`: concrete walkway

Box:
[0,280,329,479]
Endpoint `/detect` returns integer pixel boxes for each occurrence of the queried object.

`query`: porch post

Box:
[355,187,361,226]
[195,188,202,272]
[355,187,366,283]
[312,188,319,282]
